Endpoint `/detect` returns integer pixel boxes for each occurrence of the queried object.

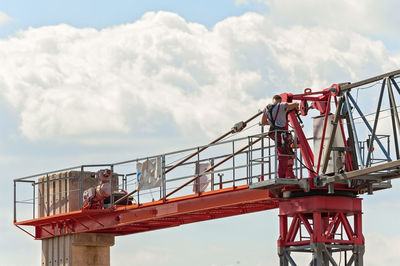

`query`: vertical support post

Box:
[268,135,272,180]
[300,152,303,179]
[110,165,114,206]
[361,141,365,163]
[136,160,140,205]
[196,147,200,193]
[210,158,214,191]
[162,155,166,198]
[278,247,289,266]
[13,180,16,222]
[125,174,128,191]
[275,131,278,179]
[344,92,364,168]
[33,182,36,219]
[294,130,298,179]
[46,174,50,216]
[387,78,400,159]
[335,95,351,172]
[246,149,249,185]
[232,140,236,187]
[137,186,140,205]
[354,245,365,266]
[366,81,386,166]
[334,96,347,144]
[261,126,265,181]
[79,167,84,209]
[247,136,251,184]
[160,176,162,199]
[159,172,162,199]
[312,211,322,243]
[249,137,253,184]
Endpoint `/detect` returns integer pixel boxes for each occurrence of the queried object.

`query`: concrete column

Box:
[42,234,115,266]
[71,233,115,266]
[39,171,118,265]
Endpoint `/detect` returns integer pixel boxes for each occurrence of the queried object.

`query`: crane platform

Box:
[14,131,283,240]
[15,184,277,239]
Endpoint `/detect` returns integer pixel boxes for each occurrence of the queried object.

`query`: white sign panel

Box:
[136,157,162,190]
[193,162,212,193]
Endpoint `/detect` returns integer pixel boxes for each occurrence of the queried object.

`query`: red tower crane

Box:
[14,69,400,265]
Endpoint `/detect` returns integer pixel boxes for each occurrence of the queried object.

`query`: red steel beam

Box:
[16,185,278,239]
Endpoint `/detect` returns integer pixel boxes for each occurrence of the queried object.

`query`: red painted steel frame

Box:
[316,96,331,174]
[15,185,278,240]
[280,85,352,190]
[278,196,364,247]
[288,112,315,180]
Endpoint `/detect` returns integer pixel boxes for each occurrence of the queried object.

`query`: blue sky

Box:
[0,0,266,36]
[1,0,400,265]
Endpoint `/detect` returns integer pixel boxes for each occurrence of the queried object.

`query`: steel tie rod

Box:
[164,110,263,175]
[112,110,263,207]
[164,136,262,199]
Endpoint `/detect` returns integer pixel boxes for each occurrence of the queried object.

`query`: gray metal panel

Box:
[313,114,345,174]
[249,178,300,190]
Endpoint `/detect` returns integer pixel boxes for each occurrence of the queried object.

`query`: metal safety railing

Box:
[359,135,391,167]
[13,126,308,223]
[13,127,395,224]
[13,131,394,224]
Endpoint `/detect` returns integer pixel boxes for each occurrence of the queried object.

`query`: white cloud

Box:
[0,11,398,142]
[238,0,400,37]
[112,248,171,266]
[365,231,400,265]
[0,11,10,26]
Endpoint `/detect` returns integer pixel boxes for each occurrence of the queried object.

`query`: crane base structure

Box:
[277,196,364,266]
[13,69,400,265]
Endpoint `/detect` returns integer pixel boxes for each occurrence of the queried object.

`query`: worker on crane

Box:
[261,95,299,178]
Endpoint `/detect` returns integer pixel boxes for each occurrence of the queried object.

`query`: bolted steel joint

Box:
[231,121,247,133]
